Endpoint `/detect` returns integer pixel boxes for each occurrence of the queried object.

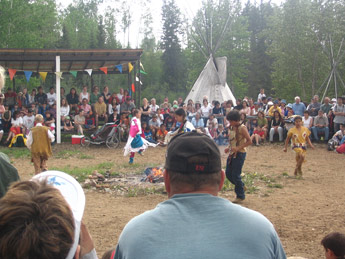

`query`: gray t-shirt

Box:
[333,104,345,124]
[115,193,286,259]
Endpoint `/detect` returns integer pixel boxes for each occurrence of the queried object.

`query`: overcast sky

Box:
[57,0,284,47]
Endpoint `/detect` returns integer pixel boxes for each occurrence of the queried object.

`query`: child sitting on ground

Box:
[144,126,156,144]
[283,116,314,177]
[208,121,217,139]
[156,124,168,144]
[251,125,266,146]
[328,123,345,151]
[63,116,74,132]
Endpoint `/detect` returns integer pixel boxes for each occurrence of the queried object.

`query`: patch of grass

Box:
[267,183,283,189]
[51,162,114,182]
[79,154,93,159]
[0,147,31,159]
[282,172,289,177]
[55,150,79,159]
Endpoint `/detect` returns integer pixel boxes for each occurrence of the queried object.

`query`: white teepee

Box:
[185,56,236,104]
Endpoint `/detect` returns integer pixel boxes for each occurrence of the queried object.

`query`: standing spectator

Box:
[120,97,136,115]
[233,98,243,110]
[269,111,284,142]
[94,96,108,126]
[149,98,160,116]
[251,102,261,115]
[257,88,266,103]
[292,96,306,116]
[101,86,111,104]
[2,105,11,133]
[4,88,17,111]
[26,114,54,174]
[90,86,100,105]
[117,88,124,103]
[79,86,90,104]
[140,98,151,124]
[332,96,345,132]
[35,86,47,115]
[311,110,329,142]
[200,98,212,126]
[306,95,321,117]
[160,97,172,109]
[321,97,332,115]
[46,87,56,106]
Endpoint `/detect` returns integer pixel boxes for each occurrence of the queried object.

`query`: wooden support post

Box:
[138,58,141,108]
[56,56,61,144]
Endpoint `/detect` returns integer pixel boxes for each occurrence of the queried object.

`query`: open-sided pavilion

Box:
[0,48,143,143]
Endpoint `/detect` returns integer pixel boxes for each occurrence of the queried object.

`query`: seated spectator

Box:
[214,124,228,145]
[101,86,111,104]
[268,100,282,117]
[143,125,156,144]
[120,97,136,115]
[63,116,74,132]
[280,99,287,116]
[247,116,257,134]
[5,111,23,144]
[4,87,17,111]
[206,114,218,129]
[113,132,286,258]
[108,97,120,117]
[164,111,176,131]
[28,88,36,105]
[94,96,108,126]
[159,97,172,109]
[191,112,204,128]
[269,111,284,142]
[45,111,56,135]
[156,124,168,144]
[149,114,160,138]
[74,109,86,135]
[117,88,124,104]
[335,135,345,154]
[46,87,56,106]
[321,97,332,116]
[292,96,306,116]
[302,110,313,130]
[149,98,160,116]
[35,86,47,115]
[39,103,49,118]
[0,171,97,259]
[251,125,266,146]
[251,102,261,116]
[200,98,212,126]
[265,101,274,115]
[67,88,79,112]
[321,232,345,259]
[240,100,251,115]
[108,109,120,124]
[312,110,329,142]
[327,123,345,151]
[240,113,248,126]
[208,121,217,138]
[23,109,35,135]
[285,103,294,117]
[119,113,129,139]
[306,95,321,117]
[60,97,70,122]
[257,111,268,139]
[195,102,201,114]
[2,105,12,133]
[332,96,345,133]
[140,98,151,124]
[80,98,93,118]
[186,104,196,118]
[212,101,223,119]
[90,86,101,105]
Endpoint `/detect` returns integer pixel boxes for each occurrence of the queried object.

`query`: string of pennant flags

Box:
[6,62,147,84]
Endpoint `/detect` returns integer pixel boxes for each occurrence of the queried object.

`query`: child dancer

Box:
[283,116,314,176]
[124,109,157,164]
[225,110,252,203]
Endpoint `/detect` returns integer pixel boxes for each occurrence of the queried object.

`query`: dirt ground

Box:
[12,142,345,258]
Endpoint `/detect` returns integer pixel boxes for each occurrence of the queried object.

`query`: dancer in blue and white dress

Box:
[124,109,157,164]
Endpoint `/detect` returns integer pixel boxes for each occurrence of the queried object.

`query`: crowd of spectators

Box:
[0,85,344,152]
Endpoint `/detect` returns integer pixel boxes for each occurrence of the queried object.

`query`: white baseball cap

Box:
[32,171,85,259]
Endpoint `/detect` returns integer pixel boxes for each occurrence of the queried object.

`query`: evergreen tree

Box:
[160,0,185,92]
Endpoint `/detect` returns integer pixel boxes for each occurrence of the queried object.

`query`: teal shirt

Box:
[115,193,286,259]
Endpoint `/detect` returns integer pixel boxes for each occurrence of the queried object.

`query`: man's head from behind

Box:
[164,132,224,197]
[0,180,74,259]
[321,232,345,259]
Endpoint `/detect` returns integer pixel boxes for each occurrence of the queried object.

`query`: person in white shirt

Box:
[257,88,266,103]
[79,85,90,104]
[117,88,124,103]
[149,98,160,116]
[5,111,23,144]
[23,109,35,135]
[46,87,56,106]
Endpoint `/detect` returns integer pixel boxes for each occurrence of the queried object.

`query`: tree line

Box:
[0,0,344,103]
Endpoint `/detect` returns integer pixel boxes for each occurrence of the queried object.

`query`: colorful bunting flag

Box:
[139,69,147,75]
[84,69,92,76]
[39,72,48,82]
[8,69,17,81]
[24,71,32,82]
[131,83,135,93]
[128,63,133,73]
[70,71,77,78]
[136,76,142,85]
[55,72,64,79]
[115,65,123,73]
[140,62,145,71]
[100,67,108,75]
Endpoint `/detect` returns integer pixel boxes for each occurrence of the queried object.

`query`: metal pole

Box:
[56,56,61,144]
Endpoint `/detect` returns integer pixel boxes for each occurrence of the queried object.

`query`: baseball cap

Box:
[331,98,337,102]
[287,103,293,108]
[268,101,274,105]
[281,99,287,104]
[32,171,85,259]
[273,100,279,104]
[165,132,221,174]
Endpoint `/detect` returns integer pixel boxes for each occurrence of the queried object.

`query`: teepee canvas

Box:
[185,56,236,104]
